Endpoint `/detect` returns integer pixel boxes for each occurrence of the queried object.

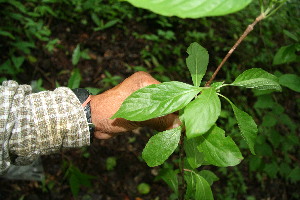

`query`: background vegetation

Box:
[0,0,299,199]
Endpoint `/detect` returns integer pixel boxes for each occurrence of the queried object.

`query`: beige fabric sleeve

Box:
[0,81,90,175]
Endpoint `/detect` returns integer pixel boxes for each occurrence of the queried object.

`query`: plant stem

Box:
[178,131,186,200]
[205,13,266,87]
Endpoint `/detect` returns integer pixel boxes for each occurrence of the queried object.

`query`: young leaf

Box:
[72,44,81,66]
[221,95,257,154]
[112,81,202,121]
[184,87,221,138]
[68,68,81,89]
[185,171,213,200]
[231,68,282,91]
[184,137,204,169]
[195,174,214,200]
[142,126,181,167]
[184,172,195,199]
[156,168,179,195]
[273,44,300,65]
[198,170,219,186]
[11,56,25,69]
[197,126,243,167]
[125,0,252,19]
[186,42,209,87]
[279,74,300,92]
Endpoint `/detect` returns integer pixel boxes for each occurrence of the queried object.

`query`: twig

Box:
[178,131,186,200]
[205,13,266,87]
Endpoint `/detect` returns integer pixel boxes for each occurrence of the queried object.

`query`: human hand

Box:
[90,72,181,139]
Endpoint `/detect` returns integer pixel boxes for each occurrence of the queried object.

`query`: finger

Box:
[139,113,181,132]
[94,131,114,140]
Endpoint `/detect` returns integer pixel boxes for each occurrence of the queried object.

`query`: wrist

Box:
[72,88,95,141]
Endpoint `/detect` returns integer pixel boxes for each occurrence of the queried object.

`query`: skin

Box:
[90,71,181,139]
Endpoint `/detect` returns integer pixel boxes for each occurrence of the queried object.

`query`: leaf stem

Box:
[178,131,186,200]
[205,12,266,87]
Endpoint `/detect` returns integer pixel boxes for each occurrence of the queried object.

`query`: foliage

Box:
[63,162,95,197]
[113,42,282,199]
[125,0,252,18]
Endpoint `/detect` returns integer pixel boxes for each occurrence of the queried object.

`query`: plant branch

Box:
[205,13,266,87]
[178,131,186,200]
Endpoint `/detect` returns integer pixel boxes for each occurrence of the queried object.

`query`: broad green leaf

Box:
[112,81,202,121]
[273,44,300,65]
[221,96,257,154]
[199,170,219,186]
[68,68,81,89]
[184,137,204,169]
[231,68,282,91]
[186,42,209,87]
[185,171,213,200]
[279,74,300,92]
[72,44,81,66]
[197,126,243,167]
[184,87,221,138]
[142,126,181,167]
[125,0,252,18]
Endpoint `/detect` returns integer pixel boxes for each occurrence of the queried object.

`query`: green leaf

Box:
[185,171,213,200]
[85,87,103,95]
[283,30,298,42]
[273,44,300,65]
[198,170,219,186]
[186,42,209,87]
[112,81,202,121]
[11,56,25,69]
[231,68,282,91]
[0,30,15,40]
[221,95,257,154]
[195,174,213,200]
[125,0,252,18]
[184,88,221,138]
[157,168,179,195]
[264,162,279,178]
[288,167,300,183]
[94,19,120,31]
[184,172,196,199]
[142,126,181,167]
[211,81,224,90]
[197,126,243,167]
[106,157,117,171]
[68,68,81,89]
[69,174,80,197]
[184,137,204,169]
[72,44,81,66]
[279,74,300,92]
